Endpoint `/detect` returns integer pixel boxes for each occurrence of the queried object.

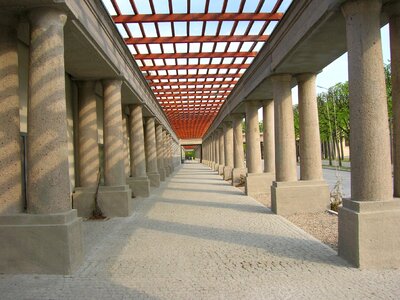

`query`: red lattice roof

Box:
[103,0,291,139]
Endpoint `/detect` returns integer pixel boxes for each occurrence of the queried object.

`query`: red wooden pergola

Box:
[104,0,289,139]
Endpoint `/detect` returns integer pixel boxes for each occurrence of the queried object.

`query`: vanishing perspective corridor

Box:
[1,162,399,299]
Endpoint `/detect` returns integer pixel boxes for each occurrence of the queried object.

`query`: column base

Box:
[232,167,247,186]
[159,168,166,182]
[339,198,400,268]
[245,172,274,197]
[223,166,233,180]
[271,180,329,215]
[73,185,133,217]
[127,176,150,197]
[147,172,161,187]
[218,165,224,175]
[212,163,219,171]
[0,209,83,274]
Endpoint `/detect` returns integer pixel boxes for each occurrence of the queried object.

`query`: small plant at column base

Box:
[236,175,246,187]
[330,172,343,212]
[90,168,107,220]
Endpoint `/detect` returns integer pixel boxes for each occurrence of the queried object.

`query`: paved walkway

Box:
[1,162,399,299]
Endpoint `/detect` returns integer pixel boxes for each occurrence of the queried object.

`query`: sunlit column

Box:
[245,101,262,174]
[263,100,275,173]
[27,8,70,214]
[129,104,147,177]
[0,14,22,214]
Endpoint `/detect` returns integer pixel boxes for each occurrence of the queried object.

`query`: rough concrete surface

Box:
[1,162,399,299]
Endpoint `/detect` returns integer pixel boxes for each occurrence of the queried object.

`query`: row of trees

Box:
[293,63,392,167]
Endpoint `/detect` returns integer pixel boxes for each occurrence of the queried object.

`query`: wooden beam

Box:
[141,63,249,71]
[113,12,283,23]
[135,51,257,60]
[126,35,267,44]
[146,73,242,80]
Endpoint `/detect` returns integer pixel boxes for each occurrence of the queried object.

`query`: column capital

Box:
[231,113,244,120]
[270,73,292,83]
[341,0,382,18]
[28,7,67,28]
[102,78,123,89]
[244,100,263,108]
[295,73,316,83]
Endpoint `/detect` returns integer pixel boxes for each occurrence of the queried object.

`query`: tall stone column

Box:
[223,121,234,180]
[295,73,329,210]
[245,101,262,174]
[270,74,301,215]
[272,75,297,183]
[163,130,171,176]
[218,128,225,175]
[77,81,99,187]
[127,104,150,197]
[263,100,275,173]
[339,0,400,268]
[231,114,246,186]
[98,79,133,217]
[156,124,166,181]
[297,73,323,180]
[0,8,83,274]
[388,4,400,197]
[168,134,174,172]
[244,101,274,198]
[103,79,125,187]
[122,113,130,177]
[0,14,22,214]
[213,132,220,171]
[145,117,160,187]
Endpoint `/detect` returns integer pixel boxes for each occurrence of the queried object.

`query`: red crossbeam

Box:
[141,63,250,71]
[135,52,257,60]
[113,13,283,23]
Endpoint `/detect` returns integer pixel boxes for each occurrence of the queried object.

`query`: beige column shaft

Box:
[214,132,220,164]
[342,0,392,202]
[389,7,400,196]
[145,117,158,173]
[223,121,234,167]
[263,100,275,173]
[245,102,262,173]
[156,125,165,172]
[219,129,225,165]
[122,113,130,177]
[0,15,22,214]
[77,81,99,187]
[232,114,245,168]
[103,79,125,186]
[167,134,173,167]
[163,130,168,168]
[297,74,323,180]
[27,9,70,214]
[272,74,297,182]
[129,105,146,177]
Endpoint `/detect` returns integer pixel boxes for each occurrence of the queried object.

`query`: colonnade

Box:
[203,0,400,268]
[0,7,180,274]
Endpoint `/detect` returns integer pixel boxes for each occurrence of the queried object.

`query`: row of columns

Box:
[0,7,179,274]
[203,0,400,268]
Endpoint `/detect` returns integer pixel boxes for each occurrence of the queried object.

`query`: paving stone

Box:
[0,162,398,299]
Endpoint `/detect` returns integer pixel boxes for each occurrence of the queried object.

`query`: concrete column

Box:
[218,129,225,175]
[145,117,160,187]
[263,100,275,173]
[77,81,99,188]
[27,9,70,214]
[163,130,171,176]
[223,121,234,180]
[168,134,174,172]
[296,73,323,180]
[245,101,274,197]
[231,114,246,186]
[0,14,23,214]
[214,132,220,171]
[102,79,125,187]
[1,8,84,274]
[122,113,130,177]
[271,75,297,182]
[245,101,262,174]
[339,0,400,268]
[126,104,150,197]
[156,124,166,181]
[389,5,400,197]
